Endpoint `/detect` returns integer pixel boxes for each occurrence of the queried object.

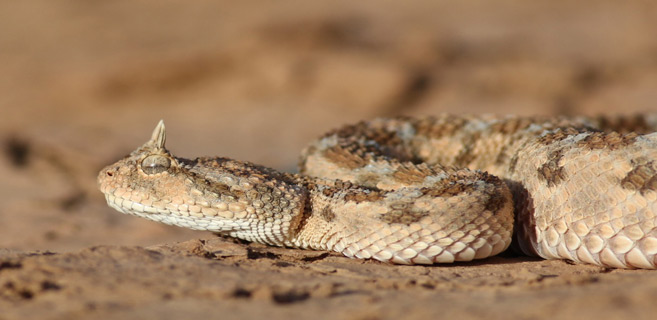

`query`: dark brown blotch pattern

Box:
[184,157,306,220]
[379,202,429,225]
[411,115,467,139]
[420,182,476,198]
[392,163,436,185]
[577,132,638,151]
[484,189,508,214]
[322,145,370,169]
[211,182,246,199]
[453,132,481,166]
[538,127,589,145]
[489,117,541,135]
[320,206,336,222]
[313,180,385,203]
[322,119,416,163]
[419,170,500,198]
[343,189,385,203]
[536,149,566,187]
[595,114,653,134]
[621,160,657,194]
[328,120,402,146]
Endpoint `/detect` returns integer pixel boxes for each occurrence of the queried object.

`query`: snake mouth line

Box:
[105,194,170,216]
[104,193,251,233]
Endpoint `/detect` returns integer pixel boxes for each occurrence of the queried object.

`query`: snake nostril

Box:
[107,171,113,177]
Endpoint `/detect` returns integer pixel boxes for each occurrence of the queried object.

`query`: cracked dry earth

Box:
[1,237,657,320]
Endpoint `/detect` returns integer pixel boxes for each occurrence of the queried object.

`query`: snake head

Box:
[97,120,189,219]
[97,120,305,240]
[99,119,177,182]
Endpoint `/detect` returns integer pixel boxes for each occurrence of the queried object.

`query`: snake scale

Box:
[98,115,657,269]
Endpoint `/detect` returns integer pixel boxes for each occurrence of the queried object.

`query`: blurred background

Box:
[1,0,656,252]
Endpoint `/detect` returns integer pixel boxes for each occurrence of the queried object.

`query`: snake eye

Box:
[141,154,171,174]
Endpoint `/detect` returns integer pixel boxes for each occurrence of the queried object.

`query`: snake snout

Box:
[97,165,121,190]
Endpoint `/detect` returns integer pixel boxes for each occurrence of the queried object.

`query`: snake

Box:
[97,115,657,269]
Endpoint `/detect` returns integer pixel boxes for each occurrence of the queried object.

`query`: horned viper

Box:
[98,115,657,268]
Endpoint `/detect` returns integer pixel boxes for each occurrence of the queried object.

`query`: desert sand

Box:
[1,1,657,319]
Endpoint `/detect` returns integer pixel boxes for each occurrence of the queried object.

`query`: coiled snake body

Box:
[98,115,657,268]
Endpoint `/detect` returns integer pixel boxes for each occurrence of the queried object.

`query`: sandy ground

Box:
[1,1,657,319]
